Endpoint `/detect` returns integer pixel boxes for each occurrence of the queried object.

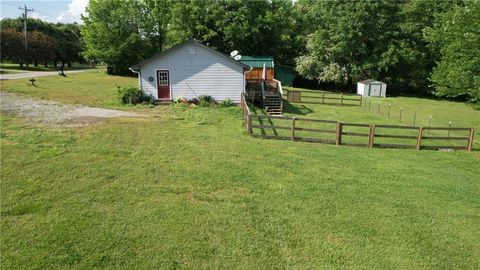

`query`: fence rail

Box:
[286,90,362,106]
[241,94,475,151]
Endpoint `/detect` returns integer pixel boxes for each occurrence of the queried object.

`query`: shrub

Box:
[117,86,152,105]
[198,95,215,103]
[198,95,216,107]
[189,98,199,105]
[174,97,187,104]
[221,99,234,107]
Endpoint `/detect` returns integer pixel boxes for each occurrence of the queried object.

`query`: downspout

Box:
[129,67,142,90]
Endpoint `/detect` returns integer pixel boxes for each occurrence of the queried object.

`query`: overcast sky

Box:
[1,0,88,24]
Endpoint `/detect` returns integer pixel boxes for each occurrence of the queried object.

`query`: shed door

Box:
[156,70,170,99]
[369,84,382,96]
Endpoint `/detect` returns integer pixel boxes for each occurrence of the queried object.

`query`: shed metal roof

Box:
[358,79,385,84]
[239,56,275,68]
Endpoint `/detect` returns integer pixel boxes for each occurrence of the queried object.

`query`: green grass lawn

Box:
[272,87,480,149]
[1,74,480,269]
[0,70,137,108]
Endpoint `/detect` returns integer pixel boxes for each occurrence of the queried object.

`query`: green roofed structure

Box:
[240,55,294,87]
[239,56,275,68]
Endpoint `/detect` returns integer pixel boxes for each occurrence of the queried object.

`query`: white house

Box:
[357,79,387,97]
[129,39,250,103]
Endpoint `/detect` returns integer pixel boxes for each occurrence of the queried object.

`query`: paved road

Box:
[0,69,96,80]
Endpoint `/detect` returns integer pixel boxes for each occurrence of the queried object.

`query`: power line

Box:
[19,4,33,66]
[32,9,57,20]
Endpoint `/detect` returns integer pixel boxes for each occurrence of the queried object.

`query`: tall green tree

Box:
[166,0,300,65]
[424,1,480,103]
[295,0,403,88]
[82,0,171,74]
[0,17,84,66]
[392,0,462,92]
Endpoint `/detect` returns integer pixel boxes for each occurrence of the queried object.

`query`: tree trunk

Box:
[67,62,72,67]
[44,61,48,67]
[34,60,38,66]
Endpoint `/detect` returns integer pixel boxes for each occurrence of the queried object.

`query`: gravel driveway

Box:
[0,91,144,127]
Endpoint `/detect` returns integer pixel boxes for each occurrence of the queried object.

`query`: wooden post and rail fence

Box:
[286,89,363,106]
[241,93,475,151]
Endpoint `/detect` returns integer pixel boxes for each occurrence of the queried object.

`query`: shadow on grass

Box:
[283,100,314,116]
[249,106,278,136]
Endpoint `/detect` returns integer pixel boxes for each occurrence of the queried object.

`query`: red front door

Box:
[156,70,170,99]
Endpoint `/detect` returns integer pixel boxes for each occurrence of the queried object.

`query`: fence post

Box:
[413,111,417,127]
[322,92,325,104]
[368,98,372,110]
[341,93,344,105]
[416,127,423,150]
[336,121,343,145]
[467,128,474,151]
[377,102,381,113]
[291,117,296,142]
[387,103,391,118]
[399,106,403,123]
[359,95,363,106]
[247,114,253,134]
[428,116,432,134]
[368,124,376,148]
[447,121,452,140]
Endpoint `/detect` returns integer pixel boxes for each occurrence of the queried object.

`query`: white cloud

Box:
[27,0,88,24]
[56,0,88,23]
[67,0,88,18]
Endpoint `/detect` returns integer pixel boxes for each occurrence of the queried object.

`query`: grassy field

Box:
[260,87,480,149]
[1,73,480,269]
[0,70,136,108]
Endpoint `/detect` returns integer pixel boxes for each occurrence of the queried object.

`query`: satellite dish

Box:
[234,55,242,60]
[230,50,239,57]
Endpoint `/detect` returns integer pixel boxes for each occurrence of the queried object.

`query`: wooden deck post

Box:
[336,121,343,145]
[416,127,423,150]
[467,128,475,151]
[291,117,296,142]
[368,124,375,148]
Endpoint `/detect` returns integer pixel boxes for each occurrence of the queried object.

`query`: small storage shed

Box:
[130,39,250,103]
[274,64,294,86]
[357,79,387,97]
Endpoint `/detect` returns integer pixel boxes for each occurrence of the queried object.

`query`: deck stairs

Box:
[262,80,283,115]
[263,92,283,115]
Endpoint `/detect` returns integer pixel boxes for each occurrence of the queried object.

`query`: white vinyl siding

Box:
[139,42,245,102]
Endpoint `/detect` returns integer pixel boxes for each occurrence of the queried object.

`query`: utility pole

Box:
[19,5,34,68]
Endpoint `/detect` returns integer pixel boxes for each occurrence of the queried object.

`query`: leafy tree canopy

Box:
[424,1,480,103]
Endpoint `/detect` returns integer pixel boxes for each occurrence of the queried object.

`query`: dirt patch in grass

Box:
[0,91,144,127]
